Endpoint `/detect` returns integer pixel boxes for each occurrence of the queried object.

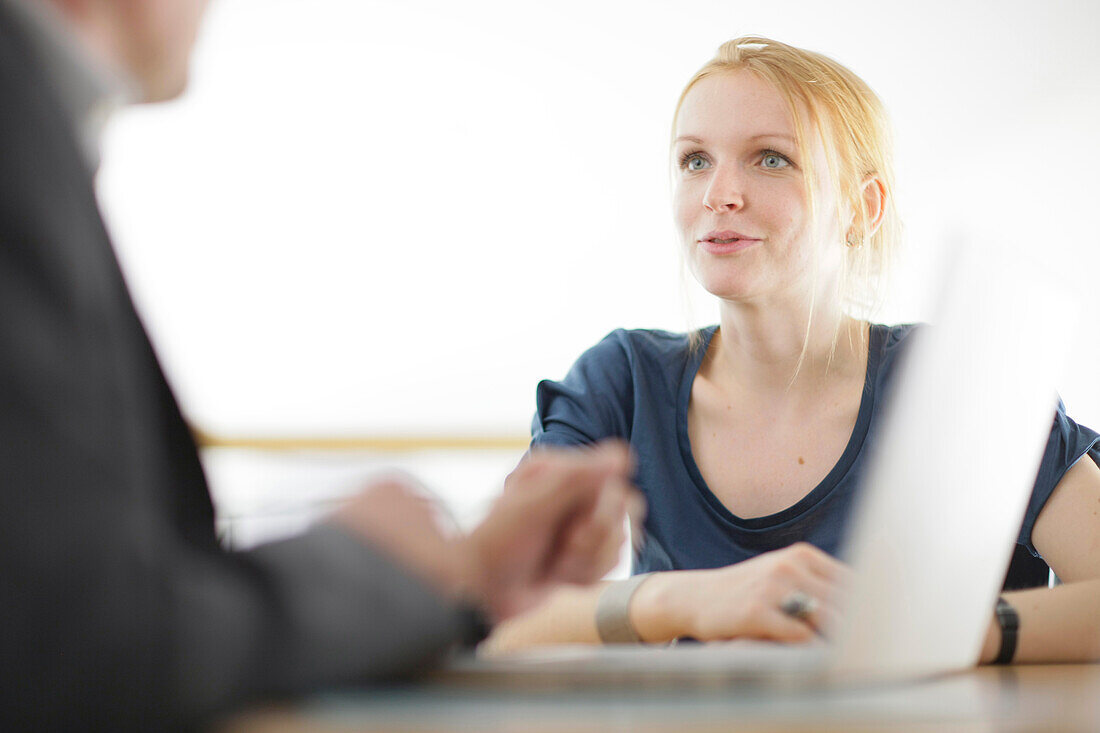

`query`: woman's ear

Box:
[858,175,886,239]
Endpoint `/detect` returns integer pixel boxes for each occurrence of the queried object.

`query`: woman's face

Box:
[672,71,845,307]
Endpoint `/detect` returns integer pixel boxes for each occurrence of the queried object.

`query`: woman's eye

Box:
[761,152,790,169]
[682,154,709,171]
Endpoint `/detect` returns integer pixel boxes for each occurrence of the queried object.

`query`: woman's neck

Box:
[710,298,867,398]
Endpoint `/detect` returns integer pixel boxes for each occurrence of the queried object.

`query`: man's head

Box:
[49,0,210,102]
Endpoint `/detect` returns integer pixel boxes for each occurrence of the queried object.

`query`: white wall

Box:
[95,0,1100,520]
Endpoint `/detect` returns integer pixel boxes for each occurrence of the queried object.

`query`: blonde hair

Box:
[674,36,900,333]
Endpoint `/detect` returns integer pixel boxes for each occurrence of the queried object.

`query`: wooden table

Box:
[220,664,1100,732]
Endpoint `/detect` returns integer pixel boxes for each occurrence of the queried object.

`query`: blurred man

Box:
[0,0,636,730]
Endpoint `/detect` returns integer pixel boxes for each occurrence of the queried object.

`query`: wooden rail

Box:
[192,428,530,452]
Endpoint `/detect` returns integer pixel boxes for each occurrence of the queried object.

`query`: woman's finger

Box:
[761,608,819,643]
[784,542,850,583]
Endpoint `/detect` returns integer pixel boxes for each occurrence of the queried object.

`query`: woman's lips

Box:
[699,230,761,255]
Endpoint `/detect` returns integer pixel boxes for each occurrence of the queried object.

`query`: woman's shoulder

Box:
[602,326,715,350]
[555,326,715,389]
[588,326,716,367]
[866,322,922,389]
[872,321,920,347]
[870,321,922,362]
[533,327,712,445]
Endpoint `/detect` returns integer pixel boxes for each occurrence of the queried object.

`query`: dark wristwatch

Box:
[993,596,1019,665]
[457,604,493,648]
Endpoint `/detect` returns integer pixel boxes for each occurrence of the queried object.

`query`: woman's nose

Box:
[702,167,745,212]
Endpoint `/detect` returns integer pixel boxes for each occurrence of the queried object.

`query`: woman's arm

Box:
[481,583,608,652]
[482,543,846,653]
[978,455,1100,663]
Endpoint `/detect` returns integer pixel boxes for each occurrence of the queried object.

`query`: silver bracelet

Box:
[595,572,655,644]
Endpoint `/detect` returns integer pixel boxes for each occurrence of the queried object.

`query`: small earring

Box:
[846,235,863,249]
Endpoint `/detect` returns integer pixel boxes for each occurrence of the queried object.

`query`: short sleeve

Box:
[531,330,635,449]
[1019,399,1100,555]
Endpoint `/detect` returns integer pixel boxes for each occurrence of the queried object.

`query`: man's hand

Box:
[330,441,642,624]
[330,471,464,602]
[462,442,642,621]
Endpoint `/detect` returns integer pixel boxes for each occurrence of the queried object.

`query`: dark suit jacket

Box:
[0,7,471,731]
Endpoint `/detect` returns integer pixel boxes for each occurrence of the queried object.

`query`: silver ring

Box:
[780,590,818,620]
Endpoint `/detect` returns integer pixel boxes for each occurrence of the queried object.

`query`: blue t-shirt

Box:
[531,324,1100,577]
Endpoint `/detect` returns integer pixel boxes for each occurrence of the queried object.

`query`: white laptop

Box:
[444,241,1076,688]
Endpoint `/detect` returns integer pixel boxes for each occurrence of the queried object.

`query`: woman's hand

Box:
[630,543,849,644]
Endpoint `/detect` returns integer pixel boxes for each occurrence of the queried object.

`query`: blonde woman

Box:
[486,37,1100,663]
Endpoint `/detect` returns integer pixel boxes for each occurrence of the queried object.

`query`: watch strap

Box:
[993,596,1019,665]
[456,604,493,648]
[595,573,654,644]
